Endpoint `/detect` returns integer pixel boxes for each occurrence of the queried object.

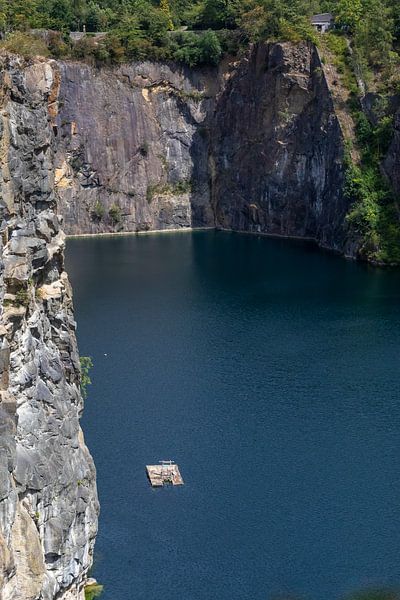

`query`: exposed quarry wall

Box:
[0,55,98,600]
[3,38,396,600]
[55,42,352,255]
[211,43,347,252]
[55,60,216,234]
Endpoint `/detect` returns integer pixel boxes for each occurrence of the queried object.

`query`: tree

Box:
[238,0,314,42]
[355,0,394,68]
[198,29,222,63]
[160,0,174,30]
[335,0,363,32]
[79,356,93,399]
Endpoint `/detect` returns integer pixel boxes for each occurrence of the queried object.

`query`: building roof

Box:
[311,13,334,24]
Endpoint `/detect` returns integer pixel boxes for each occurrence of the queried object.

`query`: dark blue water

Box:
[66,231,400,600]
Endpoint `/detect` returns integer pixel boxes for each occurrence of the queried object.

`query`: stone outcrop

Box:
[55,43,352,255]
[0,54,98,600]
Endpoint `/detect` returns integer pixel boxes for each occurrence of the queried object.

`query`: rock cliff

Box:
[55,60,215,234]
[0,55,98,600]
[211,43,347,251]
[383,109,400,196]
[55,42,351,254]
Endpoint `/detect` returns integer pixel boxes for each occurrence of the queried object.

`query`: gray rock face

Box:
[55,43,352,256]
[383,109,400,195]
[211,43,348,252]
[0,55,98,600]
[55,61,215,234]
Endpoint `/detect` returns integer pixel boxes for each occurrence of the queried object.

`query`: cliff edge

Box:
[0,54,98,600]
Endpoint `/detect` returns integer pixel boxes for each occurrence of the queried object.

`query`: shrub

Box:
[79,356,93,400]
[109,203,122,224]
[15,288,30,307]
[84,582,103,600]
[172,30,221,67]
[91,201,105,221]
[1,32,50,59]
[47,31,69,58]
[72,36,97,60]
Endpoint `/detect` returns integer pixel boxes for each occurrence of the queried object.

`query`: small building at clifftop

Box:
[311,13,333,33]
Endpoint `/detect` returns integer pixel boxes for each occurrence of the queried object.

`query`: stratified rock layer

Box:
[0,55,98,600]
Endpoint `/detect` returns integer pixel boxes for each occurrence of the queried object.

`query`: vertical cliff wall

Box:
[211,43,348,251]
[54,42,352,255]
[55,61,216,234]
[0,55,98,600]
[383,109,400,196]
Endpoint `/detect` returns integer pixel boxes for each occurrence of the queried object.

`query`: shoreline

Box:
[66,226,214,239]
[65,225,392,268]
[66,226,317,243]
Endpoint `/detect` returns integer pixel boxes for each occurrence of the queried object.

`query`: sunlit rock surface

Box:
[0,54,98,600]
[54,43,352,255]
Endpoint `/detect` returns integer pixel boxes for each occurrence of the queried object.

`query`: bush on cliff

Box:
[0,32,50,58]
[344,112,400,264]
[172,30,222,66]
[79,356,93,400]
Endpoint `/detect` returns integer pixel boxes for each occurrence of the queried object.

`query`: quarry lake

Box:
[66,230,400,600]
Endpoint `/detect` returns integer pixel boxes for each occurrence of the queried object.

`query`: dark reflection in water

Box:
[66,231,400,600]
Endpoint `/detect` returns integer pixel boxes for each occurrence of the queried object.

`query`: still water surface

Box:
[66,231,400,600]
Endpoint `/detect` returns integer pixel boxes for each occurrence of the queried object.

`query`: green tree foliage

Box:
[84,583,103,600]
[355,0,393,68]
[79,356,93,399]
[238,0,316,43]
[160,0,174,30]
[335,0,363,32]
[172,30,222,65]
[2,0,398,72]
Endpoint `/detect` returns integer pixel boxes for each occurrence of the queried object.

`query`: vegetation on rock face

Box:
[91,200,105,221]
[318,14,400,263]
[79,356,93,399]
[108,203,122,224]
[84,582,103,600]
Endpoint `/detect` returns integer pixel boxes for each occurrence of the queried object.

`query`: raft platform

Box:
[146,461,184,487]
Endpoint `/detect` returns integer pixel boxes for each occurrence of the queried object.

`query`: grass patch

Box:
[0,32,50,59]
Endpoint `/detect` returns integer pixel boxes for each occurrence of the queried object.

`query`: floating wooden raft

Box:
[146,461,184,487]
